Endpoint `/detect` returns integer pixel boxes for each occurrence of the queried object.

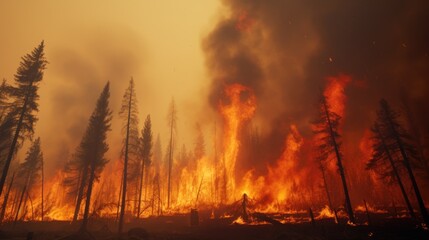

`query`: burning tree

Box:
[13,137,43,222]
[0,80,12,155]
[137,115,153,218]
[78,82,112,232]
[118,78,140,234]
[0,41,47,196]
[368,99,428,225]
[313,94,355,223]
[366,123,415,219]
[166,98,177,208]
[0,79,9,115]
[151,134,162,215]
[63,83,112,231]
[194,123,205,161]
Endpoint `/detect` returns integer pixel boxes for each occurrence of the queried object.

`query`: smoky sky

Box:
[43,29,145,173]
[203,0,429,180]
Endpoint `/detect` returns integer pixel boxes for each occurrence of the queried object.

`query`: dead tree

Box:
[0,172,15,222]
[378,99,428,225]
[119,78,139,234]
[166,99,177,208]
[367,123,415,218]
[319,160,339,223]
[313,95,355,223]
[13,138,43,223]
[137,115,152,218]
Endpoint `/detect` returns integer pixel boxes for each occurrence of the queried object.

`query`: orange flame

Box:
[219,83,256,202]
[324,74,351,118]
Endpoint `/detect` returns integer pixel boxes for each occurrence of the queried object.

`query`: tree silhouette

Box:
[0,80,12,165]
[194,123,205,160]
[118,78,139,234]
[13,137,43,222]
[313,95,354,223]
[78,82,112,232]
[137,115,153,218]
[367,123,415,218]
[166,98,177,209]
[375,99,428,225]
[66,83,112,229]
[0,41,47,196]
[0,79,9,115]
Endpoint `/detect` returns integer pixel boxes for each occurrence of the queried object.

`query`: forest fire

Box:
[1,1,429,239]
[219,83,256,203]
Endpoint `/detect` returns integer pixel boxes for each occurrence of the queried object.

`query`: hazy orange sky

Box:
[0,1,221,175]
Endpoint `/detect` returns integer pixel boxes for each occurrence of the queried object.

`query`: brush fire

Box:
[0,1,429,240]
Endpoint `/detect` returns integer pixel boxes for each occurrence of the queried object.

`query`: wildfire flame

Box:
[219,83,256,202]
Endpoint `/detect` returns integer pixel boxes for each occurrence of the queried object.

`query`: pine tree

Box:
[0,81,13,172]
[118,78,139,234]
[0,115,14,168]
[0,41,47,196]
[0,172,15,223]
[376,99,428,225]
[0,79,9,115]
[313,95,355,223]
[79,82,112,232]
[153,134,162,178]
[70,155,91,223]
[317,157,339,223]
[194,123,205,160]
[137,115,153,218]
[67,83,112,228]
[367,122,415,218]
[166,99,177,209]
[13,137,43,222]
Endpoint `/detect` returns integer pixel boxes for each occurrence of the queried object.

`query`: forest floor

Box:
[0,212,427,240]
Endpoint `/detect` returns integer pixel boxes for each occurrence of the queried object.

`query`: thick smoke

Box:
[203,0,429,203]
[40,28,145,176]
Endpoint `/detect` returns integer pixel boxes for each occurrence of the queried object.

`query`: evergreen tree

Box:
[67,83,112,229]
[79,82,112,232]
[137,115,153,218]
[367,123,415,218]
[313,95,355,223]
[0,41,47,196]
[64,154,85,222]
[13,137,43,222]
[375,99,428,225]
[153,134,162,177]
[118,78,139,234]
[0,79,9,115]
[166,98,177,208]
[194,123,205,160]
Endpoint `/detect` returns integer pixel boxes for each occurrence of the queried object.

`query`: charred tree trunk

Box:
[322,99,355,223]
[167,119,173,209]
[14,175,30,224]
[402,99,429,180]
[320,163,339,223]
[27,191,34,220]
[386,116,429,225]
[0,82,33,196]
[119,91,132,234]
[0,172,15,222]
[41,158,44,221]
[116,174,123,222]
[137,157,145,218]
[80,163,96,232]
[363,199,372,226]
[72,166,89,223]
[374,124,415,218]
